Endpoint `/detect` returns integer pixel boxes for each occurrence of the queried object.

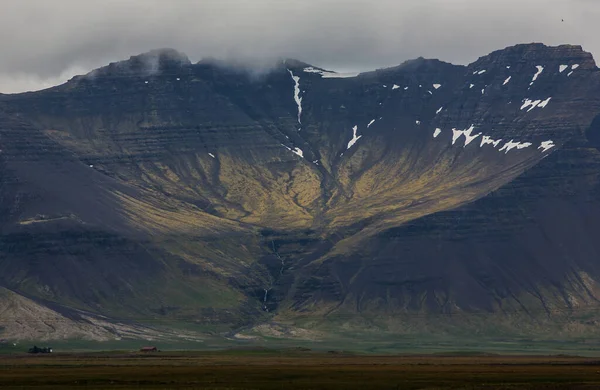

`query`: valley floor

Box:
[1,350,600,389]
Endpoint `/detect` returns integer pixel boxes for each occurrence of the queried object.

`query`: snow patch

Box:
[433,84,442,89]
[537,97,552,108]
[539,140,555,152]
[559,65,568,73]
[567,71,574,77]
[503,76,511,85]
[480,136,502,148]
[521,98,545,112]
[392,84,400,90]
[451,125,480,147]
[436,106,443,114]
[347,125,362,150]
[433,128,442,138]
[292,147,304,157]
[404,86,409,90]
[531,65,544,83]
[474,70,486,75]
[303,67,359,78]
[281,144,304,158]
[481,89,485,95]
[415,120,421,125]
[469,84,475,89]
[367,119,375,128]
[572,64,580,70]
[208,153,215,158]
[288,70,302,124]
[499,140,532,154]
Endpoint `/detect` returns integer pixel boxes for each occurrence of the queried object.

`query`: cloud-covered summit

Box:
[0,0,596,93]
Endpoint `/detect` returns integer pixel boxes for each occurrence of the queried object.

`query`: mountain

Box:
[2,43,600,343]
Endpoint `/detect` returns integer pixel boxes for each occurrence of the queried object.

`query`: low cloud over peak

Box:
[0,0,597,93]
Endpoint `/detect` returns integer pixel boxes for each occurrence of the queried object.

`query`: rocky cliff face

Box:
[1,44,600,341]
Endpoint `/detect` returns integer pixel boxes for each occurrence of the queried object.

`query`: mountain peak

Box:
[471,43,597,71]
[84,48,191,79]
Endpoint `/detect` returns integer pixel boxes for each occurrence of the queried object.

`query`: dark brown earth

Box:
[2,351,600,389]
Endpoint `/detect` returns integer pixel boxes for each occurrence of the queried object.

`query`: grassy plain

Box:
[2,349,600,389]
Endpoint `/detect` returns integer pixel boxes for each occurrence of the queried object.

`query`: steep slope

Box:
[1,44,600,341]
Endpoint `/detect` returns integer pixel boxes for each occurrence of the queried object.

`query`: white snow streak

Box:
[436,106,443,114]
[288,70,302,124]
[469,84,475,89]
[208,153,215,158]
[539,140,555,152]
[433,128,442,138]
[367,119,375,128]
[503,76,512,85]
[567,71,574,77]
[347,125,362,150]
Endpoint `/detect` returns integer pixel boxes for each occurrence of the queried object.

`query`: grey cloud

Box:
[0,0,598,93]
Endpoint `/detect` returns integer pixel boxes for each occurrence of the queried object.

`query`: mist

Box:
[1,0,598,93]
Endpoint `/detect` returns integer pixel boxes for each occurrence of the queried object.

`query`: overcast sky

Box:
[0,0,598,93]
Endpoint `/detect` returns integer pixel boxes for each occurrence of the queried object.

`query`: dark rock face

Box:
[1,43,600,339]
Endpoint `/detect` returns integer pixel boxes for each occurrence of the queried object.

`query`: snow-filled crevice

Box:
[288,70,302,124]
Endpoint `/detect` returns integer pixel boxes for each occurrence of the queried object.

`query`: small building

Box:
[140,346,157,352]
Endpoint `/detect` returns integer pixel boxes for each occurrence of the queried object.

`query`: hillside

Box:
[1,43,600,341]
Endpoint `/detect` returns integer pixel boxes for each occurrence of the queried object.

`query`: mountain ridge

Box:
[1,42,600,343]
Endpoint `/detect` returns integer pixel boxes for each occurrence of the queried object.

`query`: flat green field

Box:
[2,350,600,389]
